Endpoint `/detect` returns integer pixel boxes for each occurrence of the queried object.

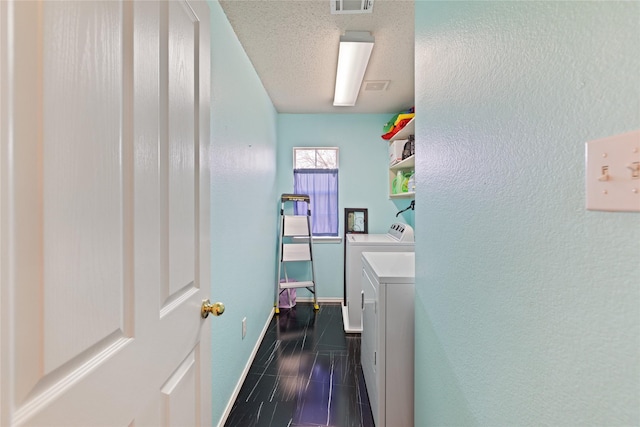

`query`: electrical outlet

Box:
[242,317,247,339]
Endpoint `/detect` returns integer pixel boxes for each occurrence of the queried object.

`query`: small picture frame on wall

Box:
[344,208,368,234]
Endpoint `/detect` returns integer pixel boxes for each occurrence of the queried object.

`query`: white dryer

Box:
[361,251,415,427]
[342,222,414,333]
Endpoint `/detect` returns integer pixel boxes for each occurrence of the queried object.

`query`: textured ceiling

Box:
[218,0,415,114]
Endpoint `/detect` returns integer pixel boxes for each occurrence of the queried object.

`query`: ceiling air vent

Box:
[364,80,389,91]
[331,0,374,14]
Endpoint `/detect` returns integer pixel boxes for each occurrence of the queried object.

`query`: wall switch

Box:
[586,130,640,212]
[242,317,247,339]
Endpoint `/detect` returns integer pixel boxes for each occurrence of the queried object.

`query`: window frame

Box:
[293,147,340,170]
[292,146,340,238]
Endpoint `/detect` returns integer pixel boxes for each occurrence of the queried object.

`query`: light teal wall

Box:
[276,114,415,299]
[414,2,639,425]
[208,1,278,425]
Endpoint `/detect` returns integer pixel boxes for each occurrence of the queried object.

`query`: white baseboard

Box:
[217,308,275,427]
[296,296,343,304]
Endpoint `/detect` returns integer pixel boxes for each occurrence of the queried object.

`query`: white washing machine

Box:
[342,222,414,333]
[361,251,415,427]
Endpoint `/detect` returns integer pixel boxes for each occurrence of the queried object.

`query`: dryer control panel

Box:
[387,223,414,242]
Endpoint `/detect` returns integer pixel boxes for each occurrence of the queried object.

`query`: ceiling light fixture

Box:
[331,0,374,14]
[333,31,375,107]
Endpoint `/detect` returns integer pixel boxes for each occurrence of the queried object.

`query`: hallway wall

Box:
[208,1,278,424]
[414,2,639,424]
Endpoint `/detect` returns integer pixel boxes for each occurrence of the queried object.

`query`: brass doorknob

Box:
[201,299,225,318]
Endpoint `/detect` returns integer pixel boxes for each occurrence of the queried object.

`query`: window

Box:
[293,147,339,236]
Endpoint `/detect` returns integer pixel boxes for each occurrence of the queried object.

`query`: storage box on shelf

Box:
[388,118,415,199]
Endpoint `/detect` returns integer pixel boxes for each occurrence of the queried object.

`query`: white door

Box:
[0,1,215,426]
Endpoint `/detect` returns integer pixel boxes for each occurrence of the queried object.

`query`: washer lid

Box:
[347,222,415,245]
[362,252,415,283]
[347,233,398,244]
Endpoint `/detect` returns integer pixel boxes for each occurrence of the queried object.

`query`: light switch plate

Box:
[586,130,640,212]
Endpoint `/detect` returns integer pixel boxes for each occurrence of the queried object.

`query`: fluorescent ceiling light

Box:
[331,0,374,14]
[333,31,374,107]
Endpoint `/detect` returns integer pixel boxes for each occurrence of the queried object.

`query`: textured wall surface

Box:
[276,114,415,299]
[414,2,639,425]
[208,1,278,424]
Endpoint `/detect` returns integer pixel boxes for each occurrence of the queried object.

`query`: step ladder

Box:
[275,194,319,314]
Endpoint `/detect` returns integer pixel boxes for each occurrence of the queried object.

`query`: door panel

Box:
[161,346,199,427]
[163,0,197,306]
[42,0,131,375]
[11,0,134,410]
[0,1,212,426]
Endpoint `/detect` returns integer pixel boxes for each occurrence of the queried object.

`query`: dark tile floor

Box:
[224,303,375,427]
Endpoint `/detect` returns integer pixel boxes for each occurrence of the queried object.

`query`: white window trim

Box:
[292,236,342,244]
[293,147,340,169]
